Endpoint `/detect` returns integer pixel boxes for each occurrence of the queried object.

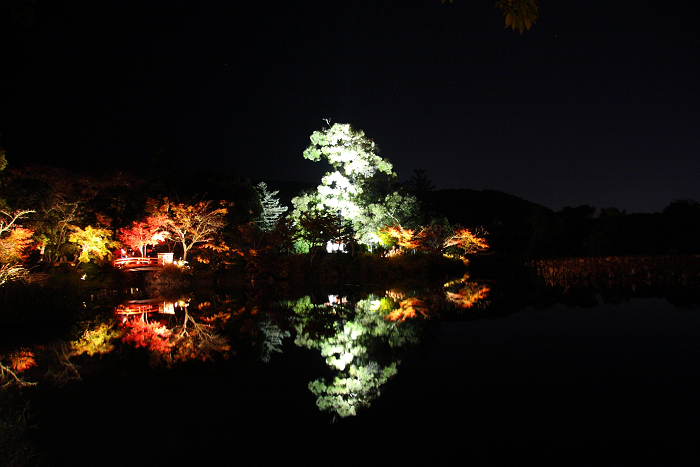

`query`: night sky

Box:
[1,1,698,213]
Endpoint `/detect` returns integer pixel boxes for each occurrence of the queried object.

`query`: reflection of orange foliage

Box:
[9,348,36,372]
[171,335,230,364]
[200,312,231,324]
[385,298,426,322]
[446,284,490,308]
[121,319,173,354]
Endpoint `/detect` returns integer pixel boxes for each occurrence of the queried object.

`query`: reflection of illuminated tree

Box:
[44,342,83,387]
[122,319,173,355]
[290,294,431,417]
[258,319,290,363]
[443,274,491,310]
[308,362,398,417]
[170,310,230,365]
[0,349,36,388]
[118,307,230,367]
[71,323,123,357]
[385,297,428,322]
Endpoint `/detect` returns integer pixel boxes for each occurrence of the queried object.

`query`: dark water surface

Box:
[27,291,700,465]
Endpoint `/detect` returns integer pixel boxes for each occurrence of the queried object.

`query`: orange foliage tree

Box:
[380,225,420,250]
[162,200,229,261]
[380,223,488,259]
[0,209,35,281]
[443,226,489,259]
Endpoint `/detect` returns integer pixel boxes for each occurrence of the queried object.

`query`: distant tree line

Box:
[421,187,700,258]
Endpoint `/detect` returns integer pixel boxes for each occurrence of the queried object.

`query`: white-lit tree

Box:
[255,182,288,233]
[292,123,418,247]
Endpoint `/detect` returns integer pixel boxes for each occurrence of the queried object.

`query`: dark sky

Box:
[1,1,698,213]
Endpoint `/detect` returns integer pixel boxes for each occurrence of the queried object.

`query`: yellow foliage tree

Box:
[68,225,119,265]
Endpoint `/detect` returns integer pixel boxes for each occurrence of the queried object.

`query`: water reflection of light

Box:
[326,295,347,307]
[115,300,185,316]
[443,273,490,309]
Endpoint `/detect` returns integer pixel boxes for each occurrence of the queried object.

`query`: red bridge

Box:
[113,253,175,271]
[115,299,176,315]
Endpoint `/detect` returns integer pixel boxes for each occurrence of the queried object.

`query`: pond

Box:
[15,274,700,465]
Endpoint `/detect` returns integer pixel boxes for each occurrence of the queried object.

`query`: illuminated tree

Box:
[68,225,119,265]
[255,182,288,232]
[443,226,489,259]
[0,209,34,282]
[193,236,242,270]
[118,215,169,256]
[443,0,539,33]
[163,200,228,261]
[380,220,451,256]
[379,225,421,250]
[262,216,298,255]
[0,166,97,266]
[0,148,6,175]
[292,123,418,246]
[0,226,33,264]
[40,198,81,265]
[495,0,538,33]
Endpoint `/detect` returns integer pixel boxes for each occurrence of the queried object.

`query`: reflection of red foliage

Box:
[121,319,173,354]
[9,348,36,372]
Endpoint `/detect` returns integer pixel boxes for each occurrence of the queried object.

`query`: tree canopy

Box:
[292,123,418,247]
[443,0,539,33]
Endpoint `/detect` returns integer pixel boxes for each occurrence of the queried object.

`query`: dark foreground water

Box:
[25,289,700,466]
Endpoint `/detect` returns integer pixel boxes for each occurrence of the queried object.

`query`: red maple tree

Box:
[117,215,168,256]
